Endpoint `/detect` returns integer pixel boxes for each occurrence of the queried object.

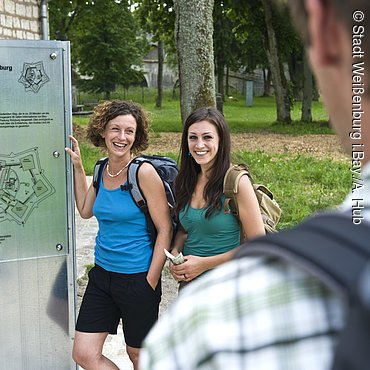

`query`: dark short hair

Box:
[86,100,150,154]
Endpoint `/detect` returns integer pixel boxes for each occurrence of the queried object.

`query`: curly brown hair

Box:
[86,100,150,154]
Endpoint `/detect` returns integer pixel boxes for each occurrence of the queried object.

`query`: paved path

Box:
[75,177,178,369]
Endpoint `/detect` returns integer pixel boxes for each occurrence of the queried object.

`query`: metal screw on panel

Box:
[53,151,60,158]
[50,52,58,60]
[56,244,63,252]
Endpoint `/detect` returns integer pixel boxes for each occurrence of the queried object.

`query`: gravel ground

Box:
[147,132,348,161]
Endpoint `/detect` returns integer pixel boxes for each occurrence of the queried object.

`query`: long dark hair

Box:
[175,107,231,218]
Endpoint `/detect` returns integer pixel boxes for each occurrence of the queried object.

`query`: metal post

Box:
[246,80,253,107]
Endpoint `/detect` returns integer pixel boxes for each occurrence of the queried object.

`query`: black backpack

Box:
[234,212,370,370]
[93,154,179,245]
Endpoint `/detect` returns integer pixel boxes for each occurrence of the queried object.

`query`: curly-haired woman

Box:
[66,100,172,370]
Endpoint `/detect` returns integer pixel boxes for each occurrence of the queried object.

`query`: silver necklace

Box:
[106,157,132,178]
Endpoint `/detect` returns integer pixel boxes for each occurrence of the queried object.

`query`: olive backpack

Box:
[223,164,282,236]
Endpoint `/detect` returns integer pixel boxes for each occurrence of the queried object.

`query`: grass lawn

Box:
[233,151,350,229]
[74,88,331,134]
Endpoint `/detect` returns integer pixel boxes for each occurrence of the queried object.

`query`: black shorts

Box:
[76,264,161,348]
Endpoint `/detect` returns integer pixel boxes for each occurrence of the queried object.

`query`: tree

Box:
[135,0,176,108]
[73,1,147,99]
[48,0,91,82]
[301,50,313,122]
[156,39,164,108]
[213,1,231,102]
[261,0,291,123]
[174,0,216,124]
[48,0,86,41]
[213,1,250,102]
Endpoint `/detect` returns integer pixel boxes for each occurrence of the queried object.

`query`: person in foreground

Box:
[66,100,172,370]
[140,1,370,369]
[168,107,265,287]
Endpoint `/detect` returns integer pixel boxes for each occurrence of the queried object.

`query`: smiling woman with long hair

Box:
[168,107,265,286]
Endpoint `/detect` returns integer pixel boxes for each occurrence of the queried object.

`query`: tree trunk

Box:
[313,79,320,101]
[288,51,303,101]
[217,60,225,102]
[301,50,313,122]
[262,0,291,123]
[174,0,216,124]
[225,64,230,97]
[216,59,225,113]
[155,39,164,108]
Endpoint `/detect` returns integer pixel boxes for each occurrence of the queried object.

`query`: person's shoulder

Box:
[137,161,159,179]
[237,173,253,191]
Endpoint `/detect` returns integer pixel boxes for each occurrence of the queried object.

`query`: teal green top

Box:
[179,197,240,257]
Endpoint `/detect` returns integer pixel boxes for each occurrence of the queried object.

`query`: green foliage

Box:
[49,0,150,97]
[213,2,242,78]
[227,0,268,71]
[135,0,177,68]
[135,0,175,38]
[232,151,351,229]
[74,1,148,98]
[48,0,85,40]
[79,142,105,176]
[48,0,93,66]
[228,0,302,69]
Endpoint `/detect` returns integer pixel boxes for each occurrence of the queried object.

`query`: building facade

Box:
[0,0,43,40]
[143,45,177,89]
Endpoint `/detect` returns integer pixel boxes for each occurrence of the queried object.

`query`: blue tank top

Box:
[179,196,240,257]
[92,176,152,273]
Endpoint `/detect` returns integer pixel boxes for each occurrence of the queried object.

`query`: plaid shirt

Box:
[140,256,345,370]
[141,163,370,370]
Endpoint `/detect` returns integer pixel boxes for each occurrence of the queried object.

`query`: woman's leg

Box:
[72,331,119,370]
[126,345,140,370]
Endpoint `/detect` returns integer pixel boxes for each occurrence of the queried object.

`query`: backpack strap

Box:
[223,165,250,243]
[223,165,249,216]
[234,212,370,370]
[127,156,157,244]
[127,156,148,209]
[92,157,108,195]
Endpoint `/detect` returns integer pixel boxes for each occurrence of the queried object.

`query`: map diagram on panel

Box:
[18,61,50,93]
[0,148,55,225]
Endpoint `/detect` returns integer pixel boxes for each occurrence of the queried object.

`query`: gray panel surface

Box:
[0,41,71,260]
[0,257,74,369]
[0,40,76,370]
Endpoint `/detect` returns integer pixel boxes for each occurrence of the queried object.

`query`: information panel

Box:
[0,41,72,261]
[0,40,76,370]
